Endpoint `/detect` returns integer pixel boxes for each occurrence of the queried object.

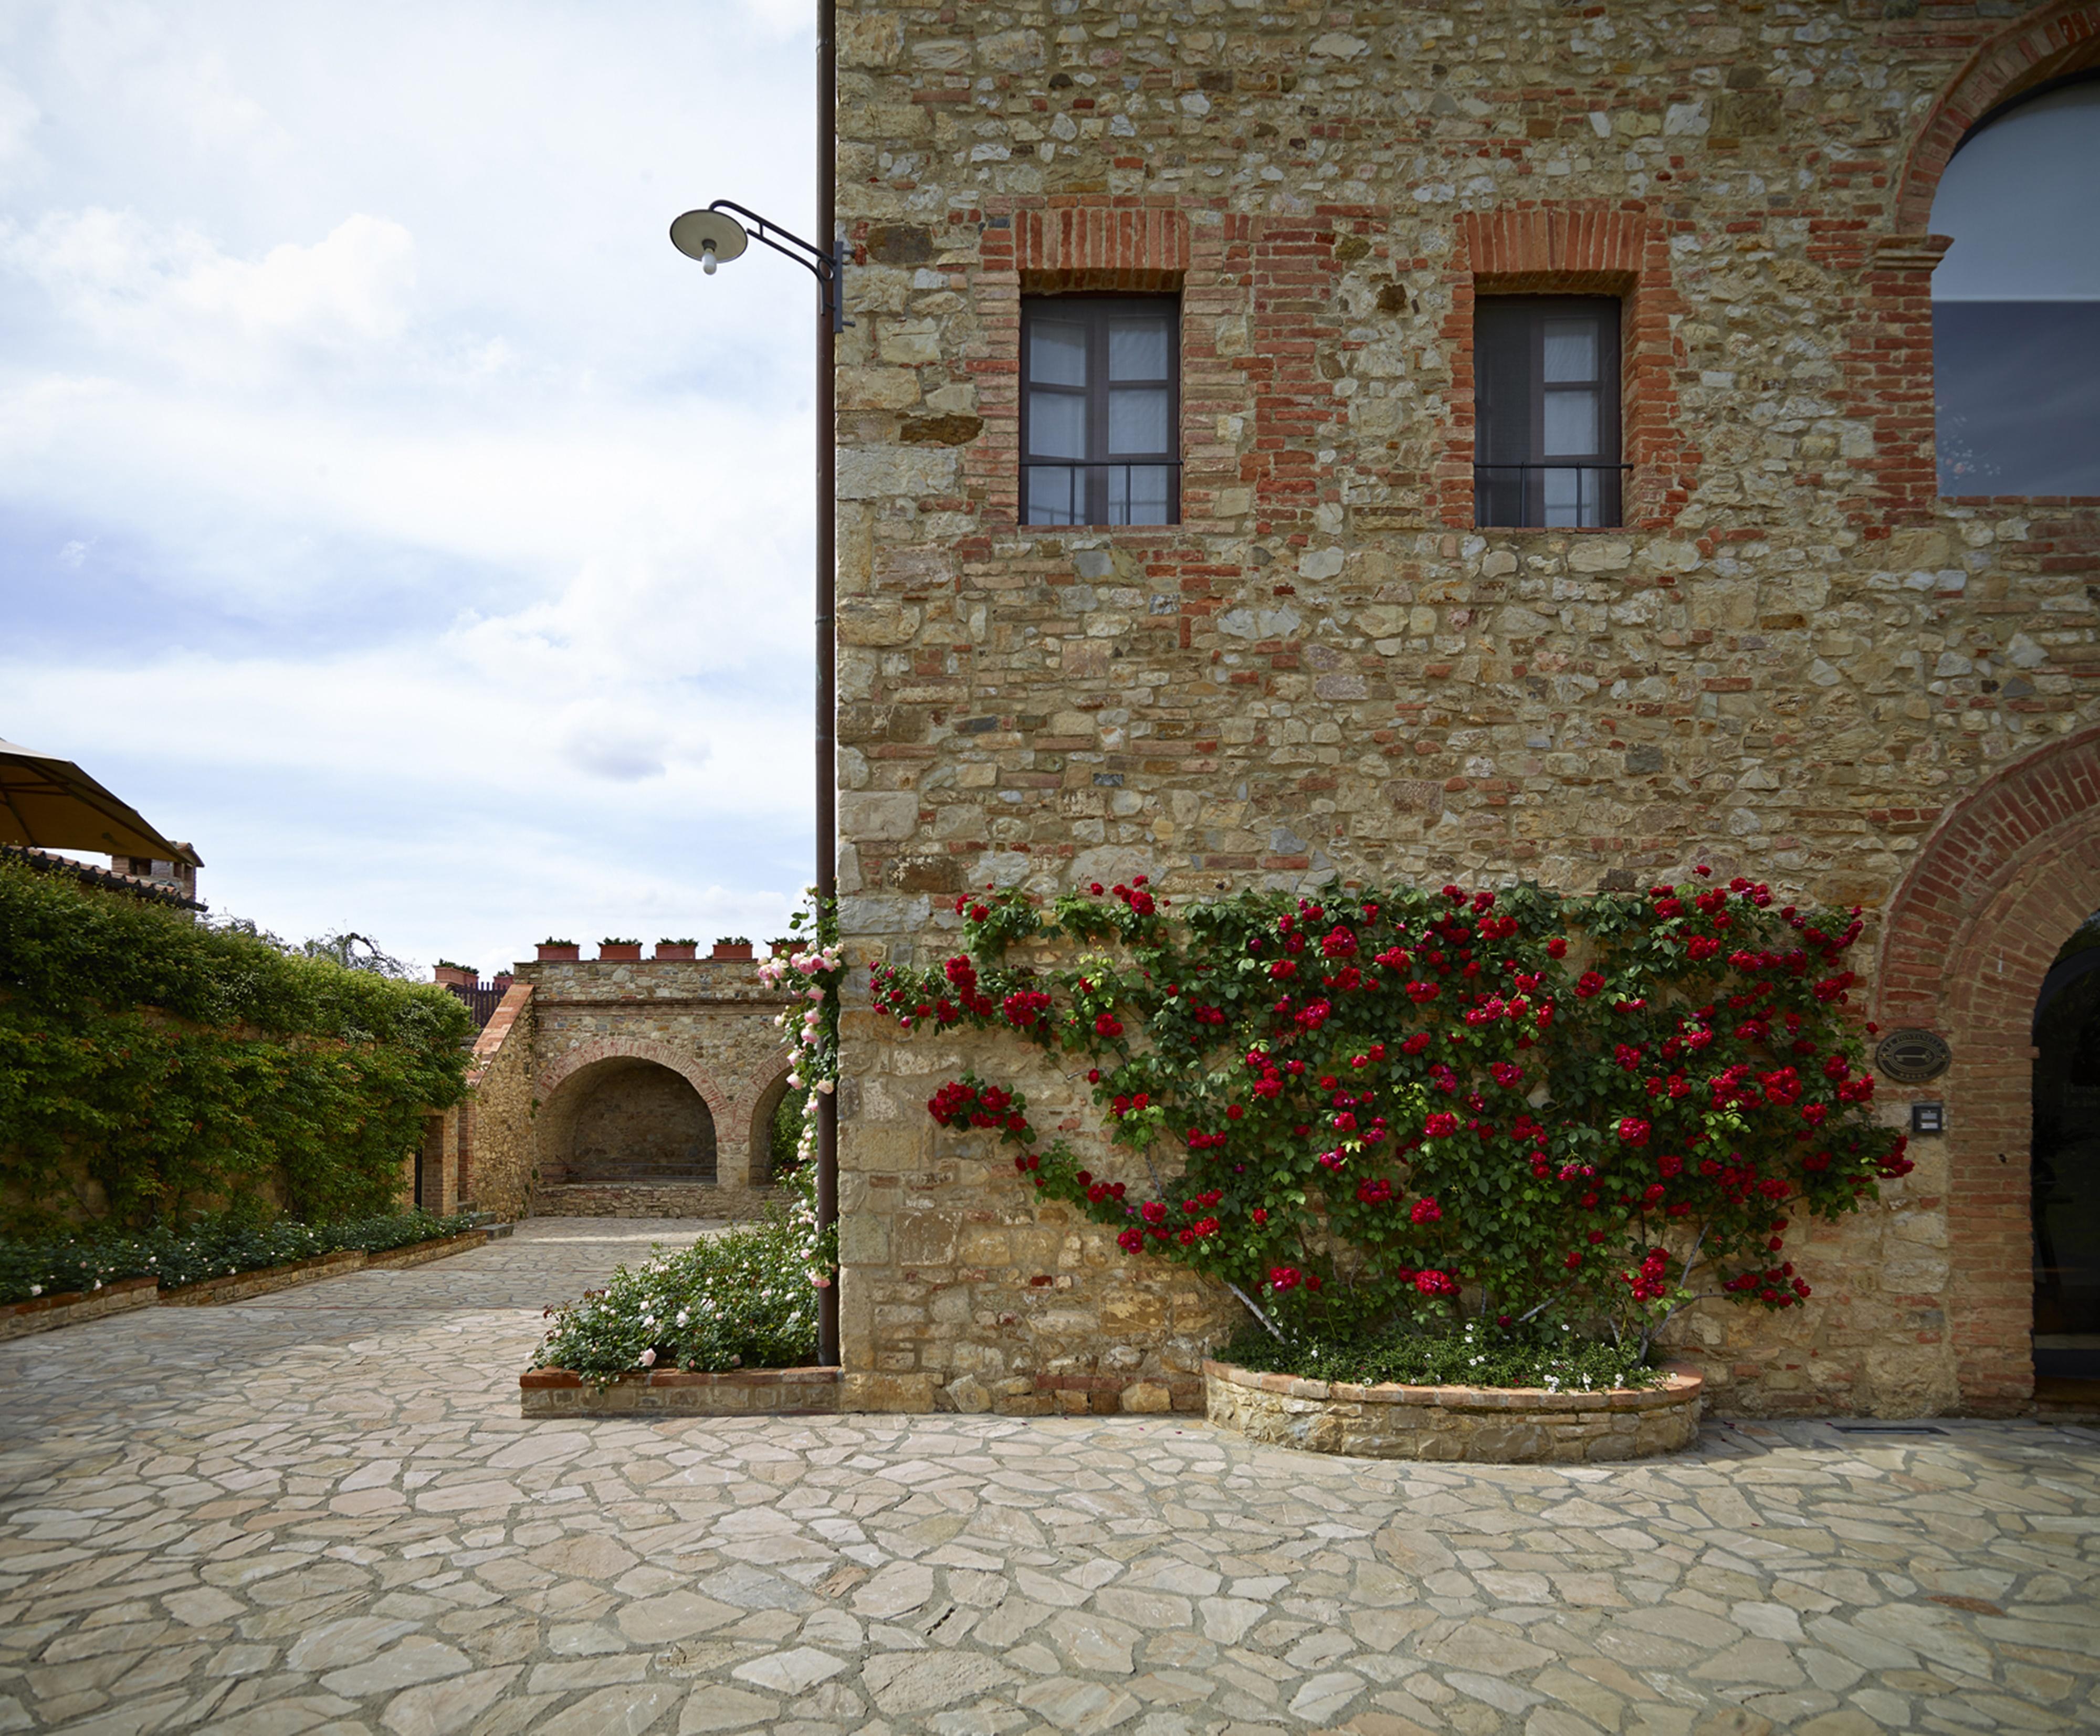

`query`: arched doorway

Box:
[1876,723,2100,1413]
[2034,912,2100,1390]
[558,1057,717,1186]
[749,1070,804,1185]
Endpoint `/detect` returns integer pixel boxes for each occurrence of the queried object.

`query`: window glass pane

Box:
[1108,385,1169,455]
[1541,466,1603,529]
[1542,467,1581,528]
[1108,318,1170,381]
[1030,320,1088,388]
[1025,466,1084,527]
[1543,388,1598,457]
[1029,390,1088,459]
[1109,465,1172,525]
[1542,319,1597,383]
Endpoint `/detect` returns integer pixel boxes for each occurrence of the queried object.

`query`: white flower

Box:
[639,1348,657,1367]
[817,1079,835,1094]
[27,1285,40,1297]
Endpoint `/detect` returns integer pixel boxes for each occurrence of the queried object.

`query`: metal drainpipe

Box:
[815,0,841,1371]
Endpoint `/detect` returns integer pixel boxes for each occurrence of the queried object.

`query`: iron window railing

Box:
[1473,462,1633,530]
[1019,458,1183,528]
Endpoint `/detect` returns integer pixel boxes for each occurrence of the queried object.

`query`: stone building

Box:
[829,1,2100,1418]
[449,943,799,1224]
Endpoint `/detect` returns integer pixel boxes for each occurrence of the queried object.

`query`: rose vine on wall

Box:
[757,889,843,1290]
[872,872,1911,1355]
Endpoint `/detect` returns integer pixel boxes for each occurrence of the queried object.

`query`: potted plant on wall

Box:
[537,938,580,962]
[655,937,699,961]
[600,937,643,962]
[712,935,754,962]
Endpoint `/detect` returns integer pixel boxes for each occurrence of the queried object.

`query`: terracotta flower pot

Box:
[654,942,698,961]
[537,943,580,962]
[711,942,754,962]
[599,943,643,962]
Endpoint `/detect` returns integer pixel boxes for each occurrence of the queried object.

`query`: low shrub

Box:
[0,1209,479,1303]
[533,1214,820,1382]
[1216,1317,1657,1392]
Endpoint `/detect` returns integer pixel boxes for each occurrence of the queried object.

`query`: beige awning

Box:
[0,737,201,867]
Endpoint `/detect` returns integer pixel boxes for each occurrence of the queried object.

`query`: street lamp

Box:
[669,19,844,1370]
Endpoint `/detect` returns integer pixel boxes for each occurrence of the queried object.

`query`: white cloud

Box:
[2,208,418,376]
[0,0,823,970]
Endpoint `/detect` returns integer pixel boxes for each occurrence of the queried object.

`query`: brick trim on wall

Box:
[1874,721,2100,1413]
[1434,205,1694,531]
[973,198,1225,533]
[1895,2,2100,233]
[1013,206,1190,292]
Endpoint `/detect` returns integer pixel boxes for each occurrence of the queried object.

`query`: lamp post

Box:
[668,4,841,1369]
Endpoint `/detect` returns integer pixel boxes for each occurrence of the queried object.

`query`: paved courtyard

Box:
[2,1222,2096,1736]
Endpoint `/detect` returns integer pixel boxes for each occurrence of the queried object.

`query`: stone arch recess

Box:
[747,1062,799,1187]
[537,1038,736,1142]
[1875,723,2100,1413]
[1895,3,2100,234]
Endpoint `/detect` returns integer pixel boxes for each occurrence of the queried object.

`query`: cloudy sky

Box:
[1,1,818,975]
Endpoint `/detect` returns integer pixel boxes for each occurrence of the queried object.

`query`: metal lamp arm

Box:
[709,199,849,330]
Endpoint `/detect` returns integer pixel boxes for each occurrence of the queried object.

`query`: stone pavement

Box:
[2,1223,2096,1736]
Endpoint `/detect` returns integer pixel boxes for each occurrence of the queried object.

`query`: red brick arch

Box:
[1876,723,2100,1412]
[1895,2,2100,233]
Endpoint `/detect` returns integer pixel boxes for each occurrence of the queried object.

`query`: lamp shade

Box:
[669,209,750,267]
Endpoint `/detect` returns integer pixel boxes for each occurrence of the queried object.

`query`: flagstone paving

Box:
[2,1222,2096,1736]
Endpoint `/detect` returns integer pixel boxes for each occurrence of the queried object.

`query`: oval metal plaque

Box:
[1875,1028,1951,1085]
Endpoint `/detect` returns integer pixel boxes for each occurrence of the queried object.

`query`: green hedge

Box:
[0,1209,483,1304]
[0,856,471,1233]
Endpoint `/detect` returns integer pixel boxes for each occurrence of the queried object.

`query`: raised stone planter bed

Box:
[0,1275,160,1343]
[158,1248,371,1305]
[364,1229,490,1270]
[1204,1359,1703,1462]
[520,1365,841,1418]
[160,1229,494,1304]
[1,1228,498,1334]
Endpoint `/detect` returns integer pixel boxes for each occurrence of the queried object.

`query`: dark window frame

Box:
[1019,293,1182,528]
[1474,293,1625,529]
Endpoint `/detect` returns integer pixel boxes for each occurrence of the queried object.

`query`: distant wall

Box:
[461,982,537,1222]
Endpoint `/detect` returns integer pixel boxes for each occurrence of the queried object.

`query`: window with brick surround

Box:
[1020,295,1179,527]
[1474,296,1623,529]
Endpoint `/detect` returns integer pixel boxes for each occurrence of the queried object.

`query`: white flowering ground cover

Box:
[531,1209,818,1383]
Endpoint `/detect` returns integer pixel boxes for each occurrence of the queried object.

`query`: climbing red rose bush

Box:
[871,873,1910,1354]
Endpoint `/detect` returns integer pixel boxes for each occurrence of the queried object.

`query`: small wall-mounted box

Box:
[1910,1102,1946,1136]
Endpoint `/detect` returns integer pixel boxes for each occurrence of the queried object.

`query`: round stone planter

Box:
[1204,1358,1703,1463]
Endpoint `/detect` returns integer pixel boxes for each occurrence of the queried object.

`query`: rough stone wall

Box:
[558,1060,720,1185]
[461,982,538,1222]
[520,958,795,1222]
[833,1,2100,1416]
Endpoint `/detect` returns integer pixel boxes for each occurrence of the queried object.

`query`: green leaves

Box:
[0,857,471,1234]
[886,873,1906,1354]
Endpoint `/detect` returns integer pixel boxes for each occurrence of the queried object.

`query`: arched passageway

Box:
[2034,913,2100,1384]
[1877,723,2100,1412]
[554,1057,717,1186]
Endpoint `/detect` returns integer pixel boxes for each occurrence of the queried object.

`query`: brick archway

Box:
[1895,2,2100,234]
[1876,723,2100,1412]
